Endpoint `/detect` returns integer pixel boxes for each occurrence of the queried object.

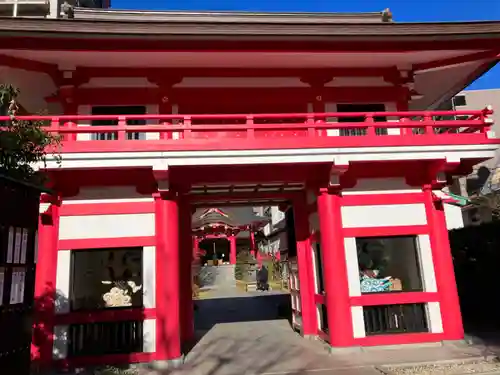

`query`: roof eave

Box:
[71,7,387,24]
[2,17,500,39]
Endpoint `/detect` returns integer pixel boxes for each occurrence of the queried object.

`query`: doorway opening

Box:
[190,203,298,336]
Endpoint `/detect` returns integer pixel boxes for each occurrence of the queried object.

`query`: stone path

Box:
[179,291,494,375]
[184,320,381,375]
[152,319,493,375]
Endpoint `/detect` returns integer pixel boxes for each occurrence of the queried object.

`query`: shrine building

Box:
[1,6,500,370]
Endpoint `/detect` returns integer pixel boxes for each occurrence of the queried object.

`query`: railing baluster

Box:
[246,115,255,138]
[117,116,127,141]
[160,121,170,140]
[65,121,77,142]
[399,117,409,135]
[306,114,316,137]
[423,114,434,134]
[183,116,192,139]
[0,108,494,146]
[51,117,60,137]
[365,114,376,136]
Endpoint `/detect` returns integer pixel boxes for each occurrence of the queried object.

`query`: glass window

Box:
[356,236,422,294]
[70,247,143,311]
[453,95,467,107]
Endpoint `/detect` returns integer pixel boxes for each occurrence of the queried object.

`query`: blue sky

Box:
[112,0,500,91]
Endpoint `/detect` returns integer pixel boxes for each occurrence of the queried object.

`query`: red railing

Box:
[0,107,495,152]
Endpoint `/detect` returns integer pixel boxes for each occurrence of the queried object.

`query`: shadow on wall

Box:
[32,282,147,374]
[31,283,68,371]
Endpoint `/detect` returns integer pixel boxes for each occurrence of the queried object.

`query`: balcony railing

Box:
[0,107,495,153]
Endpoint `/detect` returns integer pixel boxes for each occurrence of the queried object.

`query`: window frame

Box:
[355,235,424,295]
[69,247,144,312]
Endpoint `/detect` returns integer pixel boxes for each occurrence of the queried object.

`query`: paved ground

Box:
[155,319,492,375]
[159,289,495,375]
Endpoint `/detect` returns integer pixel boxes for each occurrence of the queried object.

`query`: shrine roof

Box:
[71,8,389,23]
[192,207,270,230]
[1,10,500,41]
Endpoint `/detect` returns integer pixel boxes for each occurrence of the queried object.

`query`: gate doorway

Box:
[191,202,298,338]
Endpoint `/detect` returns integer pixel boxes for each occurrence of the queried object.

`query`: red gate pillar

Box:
[154,192,182,362]
[193,237,200,259]
[179,199,194,344]
[32,194,60,365]
[229,235,237,264]
[423,186,464,340]
[317,189,353,347]
[292,198,317,336]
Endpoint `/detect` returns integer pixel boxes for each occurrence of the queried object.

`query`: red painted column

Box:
[154,192,182,361]
[423,186,464,340]
[32,195,60,365]
[293,197,317,336]
[229,236,237,265]
[317,189,353,347]
[179,199,194,343]
[250,230,256,257]
[192,237,200,259]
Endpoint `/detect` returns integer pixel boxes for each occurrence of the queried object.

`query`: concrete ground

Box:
[149,319,494,375]
[151,289,496,375]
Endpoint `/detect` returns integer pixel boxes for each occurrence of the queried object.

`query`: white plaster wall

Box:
[351,306,366,338]
[59,213,155,240]
[344,237,361,296]
[444,203,465,230]
[55,250,71,314]
[416,235,438,293]
[0,67,56,113]
[426,302,444,333]
[142,246,156,309]
[343,177,420,195]
[143,319,156,353]
[341,204,427,228]
[311,243,320,293]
